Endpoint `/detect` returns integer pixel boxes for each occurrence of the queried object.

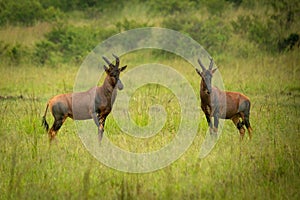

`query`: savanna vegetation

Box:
[0,0,299,199]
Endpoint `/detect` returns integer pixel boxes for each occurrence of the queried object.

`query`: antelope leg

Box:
[98,117,106,142]
[91,112,100,127]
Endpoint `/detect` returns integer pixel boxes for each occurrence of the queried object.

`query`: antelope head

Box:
[102,54,127,90]
[196,57,217,94]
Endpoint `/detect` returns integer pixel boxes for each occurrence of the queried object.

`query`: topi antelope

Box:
[195,57,252,139]
[42,54,127,142]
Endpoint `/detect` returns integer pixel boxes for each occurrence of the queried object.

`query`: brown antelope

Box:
[42,54,127,142]
[195,57,252,139]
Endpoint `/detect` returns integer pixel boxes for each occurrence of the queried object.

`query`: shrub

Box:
[0,41,28,65]
[162,15,230,55]
[278,33,300,52]
[34,24,118,65]
[116,18,150,32]
[145,0,195,15]
[203,0,229,16]
[225,0,243,6]
[0,0,62,26]
[231,15,277,52]
[34,40,56,65]
[231,0,300,53]
[39,0,125,12]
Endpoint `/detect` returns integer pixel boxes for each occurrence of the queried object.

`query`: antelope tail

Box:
[42,103,49,132]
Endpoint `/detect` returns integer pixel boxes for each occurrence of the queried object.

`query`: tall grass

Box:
[0,49,299,199]
[0,22,53,46]
[0,1,299,199]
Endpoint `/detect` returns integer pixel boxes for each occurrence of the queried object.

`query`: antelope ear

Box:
[119,65,127,72]
[212,68,218,74]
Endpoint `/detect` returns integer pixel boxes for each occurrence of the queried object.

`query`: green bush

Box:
[231,0,299,53]
[225,0,243,6]
[116,18,150,32]
[0,0,61,26]
[34,24,118,65]
[34,18,152,65]
[0,41,28,65]
[34,40,56,65]
[203,0,229,16]
[145,0,195,15]
[278,33,300,52]
[162,15,230,55]
[39,0,125,11]
[0,0,127,26]
[39,0,77,11]
[231,15,275,52]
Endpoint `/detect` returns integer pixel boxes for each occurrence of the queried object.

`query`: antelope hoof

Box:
[213,127,218,133]
[248,127,253,139]
[239,127,246,140]
[49,136,58,145]
[209,127,213,134]
[209,127,218,135]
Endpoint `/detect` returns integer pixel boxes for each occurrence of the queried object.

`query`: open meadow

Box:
[0,0,299,199]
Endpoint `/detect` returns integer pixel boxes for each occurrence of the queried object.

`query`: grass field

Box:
[1,1,300,199]
[0,50,299,199]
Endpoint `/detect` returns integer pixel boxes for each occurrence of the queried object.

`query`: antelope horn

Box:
[208,57,214,70]
[112,54,119,67]
[102,56,114,68]
[198,58,206,71]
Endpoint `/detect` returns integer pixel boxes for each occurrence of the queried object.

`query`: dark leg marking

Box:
[239,100,252,139]
[205,115,212,128]
[49,118,65,141]
[98,116,106,142]
[92,112,100,127]
[237,121,244,130]
[214,115,219,129]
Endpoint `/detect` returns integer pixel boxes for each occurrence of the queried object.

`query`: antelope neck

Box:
[103,76,116,94]
[201,79,209,94]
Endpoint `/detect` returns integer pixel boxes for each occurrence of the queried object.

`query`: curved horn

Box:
[102,56,114,68]
[112,54,119,67]
[198,58,206,71]
[208,57,214,70]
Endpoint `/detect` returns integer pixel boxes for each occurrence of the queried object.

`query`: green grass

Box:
[0,1,300,199]
[0,50,299,199]
[0,22,53,47]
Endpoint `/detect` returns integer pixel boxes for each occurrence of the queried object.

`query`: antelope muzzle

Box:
[117,79,124,90]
